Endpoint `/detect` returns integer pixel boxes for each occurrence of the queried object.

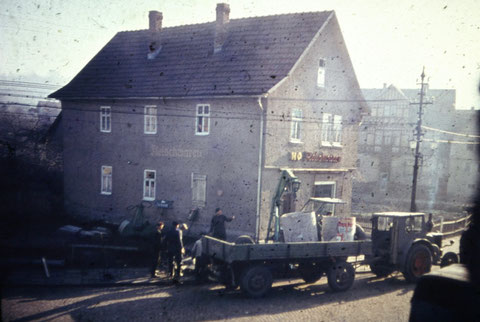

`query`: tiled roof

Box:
[50,11,332,99]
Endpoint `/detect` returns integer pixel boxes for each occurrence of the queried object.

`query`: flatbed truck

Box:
[201,212,458,297]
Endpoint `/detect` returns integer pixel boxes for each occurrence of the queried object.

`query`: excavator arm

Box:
[265,169,301,242]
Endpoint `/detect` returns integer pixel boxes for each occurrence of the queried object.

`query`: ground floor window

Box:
[101,166,112,195]
[314,181,337,215]
[314,181,336,198]
[144,170,156,201]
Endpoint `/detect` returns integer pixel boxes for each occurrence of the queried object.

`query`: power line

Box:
[0,80,62,88]
[0,13,100,32]
[423,138,480,145]
[422,125,480,139]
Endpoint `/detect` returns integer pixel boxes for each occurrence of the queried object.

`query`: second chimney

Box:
[214,3,230,53]
[149,11,163,32]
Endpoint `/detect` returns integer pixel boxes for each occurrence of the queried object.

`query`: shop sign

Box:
[290,151,341,163]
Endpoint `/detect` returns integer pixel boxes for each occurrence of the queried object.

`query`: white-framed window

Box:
[101,166,112,195]
[321,113,342,146]
[196,104,210,135]
[143,170,156,201]
[191,173,207,208]
[314,181,337,214]
[314,181,336,198]
[100,106,111,133]
[317,58,326,88]
[144,105,157,134]
[290,109,303,142]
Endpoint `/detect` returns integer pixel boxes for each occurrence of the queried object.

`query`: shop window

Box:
[290,109,303,142]
[100,106,111,132]
[196,104,210,135]
[144,105,157,134]
[101,166,112,195]
[192,173,206,208]
[143,170,156,201]
[314,181,336,198]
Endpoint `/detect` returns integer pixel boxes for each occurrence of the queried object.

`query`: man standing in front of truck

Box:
[209,208,235,241]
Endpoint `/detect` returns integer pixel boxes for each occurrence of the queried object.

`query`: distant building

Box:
[50,4,366,239]
[355,84,477,212]
[0,99,63,220]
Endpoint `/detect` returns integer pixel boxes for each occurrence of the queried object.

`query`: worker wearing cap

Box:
[209,208,235,241]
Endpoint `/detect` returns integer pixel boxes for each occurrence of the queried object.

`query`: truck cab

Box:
[370,212,450,282]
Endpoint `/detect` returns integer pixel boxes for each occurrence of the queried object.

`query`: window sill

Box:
[101,192,112,195]
[143,197,155,201]
[289,139,304,145]
[320,142,343,149]
[195,132,210,136]
[144,131,157,135]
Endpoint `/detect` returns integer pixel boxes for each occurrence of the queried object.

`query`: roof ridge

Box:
[118,10,333,34]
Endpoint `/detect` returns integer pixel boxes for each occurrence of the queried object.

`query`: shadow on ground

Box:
[2,273,415,321]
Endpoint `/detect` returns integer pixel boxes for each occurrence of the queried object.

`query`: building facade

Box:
[51,4,365,240]
[355,84,477,212]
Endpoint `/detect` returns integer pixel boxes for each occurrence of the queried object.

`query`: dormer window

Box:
[317,58,326,88]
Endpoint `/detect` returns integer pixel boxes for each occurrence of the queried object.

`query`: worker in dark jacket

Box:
[209,208,235,241]
[150,221,165,278]
[164,221,184,281]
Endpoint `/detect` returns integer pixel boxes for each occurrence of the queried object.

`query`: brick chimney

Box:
[148,11,163,59]
[149,11,163,32]
[214,3,230,53]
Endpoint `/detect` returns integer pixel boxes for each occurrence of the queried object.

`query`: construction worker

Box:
[150,221,165,278]
[164,221,184,282]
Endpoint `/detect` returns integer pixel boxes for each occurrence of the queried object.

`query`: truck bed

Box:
[202,236,372,263]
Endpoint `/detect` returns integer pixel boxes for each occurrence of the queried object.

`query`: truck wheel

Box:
[235,235,255,244]
[240,266,273,298]
[403,244,432,283]
[299,263,323,284]
[440,252,458,268]
[354,224,368,240]
[366,255,395,277]
[327,261,355,292]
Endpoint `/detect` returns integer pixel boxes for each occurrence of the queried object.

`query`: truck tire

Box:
[369,260,395,278]
[327,261,355,292]
[299,263,323,284]
[240,266,273,298]
[403,243,432,283]
[235,235,255,245]
[440,252,458,268]
[354,224,368,240]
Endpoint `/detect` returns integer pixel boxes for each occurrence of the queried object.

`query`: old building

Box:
[355,84,476,212]
[50,4,366,240]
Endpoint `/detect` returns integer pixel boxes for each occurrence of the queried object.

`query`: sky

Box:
[1,0,479,109]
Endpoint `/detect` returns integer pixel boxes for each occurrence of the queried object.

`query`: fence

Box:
[352,213,471,237]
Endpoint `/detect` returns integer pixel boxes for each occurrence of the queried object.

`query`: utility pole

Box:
[410,67,432,212]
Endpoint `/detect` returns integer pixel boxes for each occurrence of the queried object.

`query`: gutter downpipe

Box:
[255,95,266,242]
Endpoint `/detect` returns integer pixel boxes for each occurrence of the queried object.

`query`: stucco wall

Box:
[257,14,363,238]
[62,97,262,239]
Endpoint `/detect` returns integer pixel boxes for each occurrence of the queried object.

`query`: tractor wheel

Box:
[299,263,323,284]
[403,244,432,283]
[235,235,255,245]
[369,260,395,278]
[327,261,355,292]
[240,266,273,298]
[440,252,459,268]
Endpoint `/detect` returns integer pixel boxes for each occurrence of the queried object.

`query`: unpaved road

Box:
[1,271,419,322]
[2,238,460,322]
